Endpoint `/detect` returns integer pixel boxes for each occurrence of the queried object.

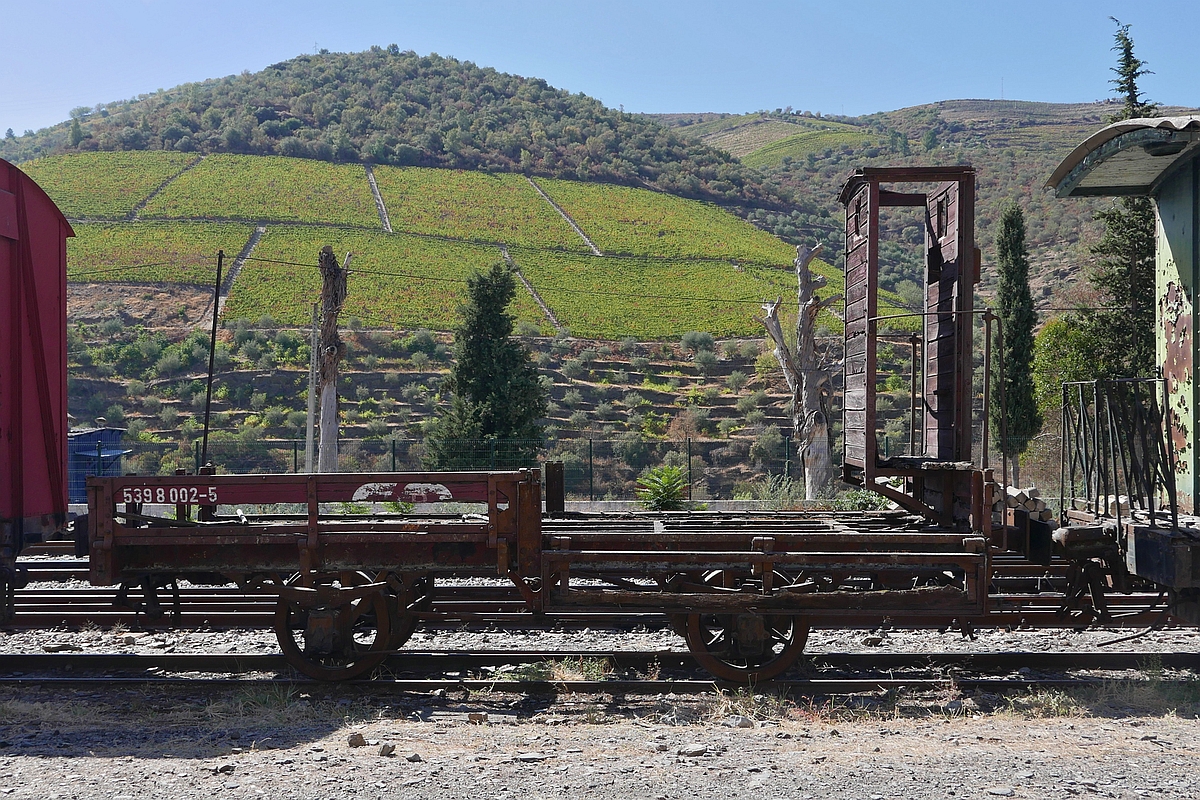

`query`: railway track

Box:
[0,650,1193,694]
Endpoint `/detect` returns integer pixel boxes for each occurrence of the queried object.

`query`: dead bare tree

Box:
[317,246,350,473]
[759,244,842,500]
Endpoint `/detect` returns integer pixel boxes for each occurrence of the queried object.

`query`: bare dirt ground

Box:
[1,623,1199,798]
[0,679,1197,799]
[68,283,211,330]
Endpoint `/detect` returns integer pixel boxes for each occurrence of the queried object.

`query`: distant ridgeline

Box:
[659,100,1200,306]
[26,151,914,339]
[0,48,788,211]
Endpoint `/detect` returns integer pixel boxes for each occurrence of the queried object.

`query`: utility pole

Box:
[304,301,318,472]
[200,250,224,469]
[316,247,350,473]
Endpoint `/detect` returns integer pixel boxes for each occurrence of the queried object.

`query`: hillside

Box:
[24,150,887,339]
[0,47,788,210]
[659,100,1200,310]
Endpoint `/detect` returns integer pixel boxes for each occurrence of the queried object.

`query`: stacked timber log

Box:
[993,485,1056,524]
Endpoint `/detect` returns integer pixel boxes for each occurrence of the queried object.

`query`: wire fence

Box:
[67,434,803,502]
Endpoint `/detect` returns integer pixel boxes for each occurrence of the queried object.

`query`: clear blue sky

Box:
[4,0,1196,134]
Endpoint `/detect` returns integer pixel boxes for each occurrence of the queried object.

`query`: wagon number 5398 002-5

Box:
[121,486,218,504]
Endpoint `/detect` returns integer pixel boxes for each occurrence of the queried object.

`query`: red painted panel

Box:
[0,160,72,550]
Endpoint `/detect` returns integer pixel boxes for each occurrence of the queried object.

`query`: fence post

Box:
[686,437,693,501]
[194,440,200,473]
[588,438,594,501]
[293,440,299,473]
[391,439,396,472]
[490,439,496,469]
[96,440,103,477]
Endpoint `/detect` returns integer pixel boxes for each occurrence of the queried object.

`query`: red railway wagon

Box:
[0,159,72,609]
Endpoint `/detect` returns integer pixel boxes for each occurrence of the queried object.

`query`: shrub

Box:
[402,328,437,354]
[561,359,584,379]
[594,401,615,420]
[535,351,553,368]
[740,340,760,360]
[630,356,650,371]
[726,370,748,393]
[355,384,372,400]
[142,396,162,414]
[750,425,784,466]
[694,349,718,376]
[264,407,287,427]
[635,465,687,511]
[562,389,584,408]
[159,405,179,426]
[155,352,182,376]
[515,320,541,337]
[410,351,431,370]
[366,418,390,438]
[567,410,589,429]
[125,379,146,398]
[104,404,126,425]
[681,331,715,353]
[579,348,598,365]
[250,391,267,411]
[744,409,766,426]
[611,369,630,384]
[622,391,645,408]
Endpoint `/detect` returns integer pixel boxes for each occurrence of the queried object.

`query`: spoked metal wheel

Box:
[676,569,809,683]
[386,573,433,651]
[683,610,809,683]
[274,571,393,681]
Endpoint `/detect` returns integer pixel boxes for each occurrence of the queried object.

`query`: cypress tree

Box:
[991,202,1041,487]
[1076,18,1158,379]
[1043,19,1159,388]
[424,263,547,469]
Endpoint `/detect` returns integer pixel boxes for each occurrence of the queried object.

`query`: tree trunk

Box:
[760,245,842,500]
[316,246,349,473]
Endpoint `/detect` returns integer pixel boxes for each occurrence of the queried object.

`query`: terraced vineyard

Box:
[372,167,585,251]
[68,222,255,284]
[225,226,549,331]
[20,151,196,219]
[536,178,796,265]
[141,154,380,227]
[510,247,845,339]
[34,150,825,338]
[741,129,875,170]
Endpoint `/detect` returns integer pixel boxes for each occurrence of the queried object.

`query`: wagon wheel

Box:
[387,574,433,650]
[678,570,809,683]
[274,572,393,681]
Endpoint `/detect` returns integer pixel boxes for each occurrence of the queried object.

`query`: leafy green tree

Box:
[1072,19,1158,379]
[990,203,1041,486]
[1108,18,1156,122]
[1036,18,1158,392]
[424,263,547,468]
[69,118,84,147]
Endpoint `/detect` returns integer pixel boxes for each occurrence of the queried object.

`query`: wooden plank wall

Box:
[923,182,961,460]
[843,182,876,470]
